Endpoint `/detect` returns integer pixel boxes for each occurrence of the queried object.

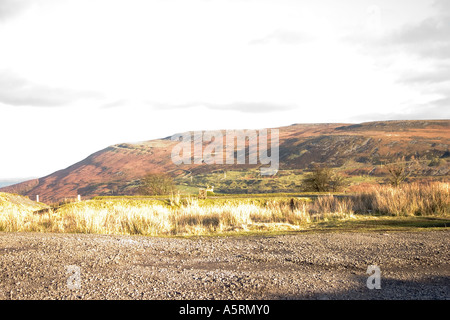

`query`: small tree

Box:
[138,173,175,195]
[384,157,418,187]
[302,166,346,192]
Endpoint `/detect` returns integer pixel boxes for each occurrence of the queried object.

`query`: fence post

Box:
[36,195,39,202]
[78,195,81,202]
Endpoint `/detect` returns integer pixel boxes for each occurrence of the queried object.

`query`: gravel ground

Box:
[0,230,448,300]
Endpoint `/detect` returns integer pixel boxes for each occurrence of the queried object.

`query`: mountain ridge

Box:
[2,120,449,203]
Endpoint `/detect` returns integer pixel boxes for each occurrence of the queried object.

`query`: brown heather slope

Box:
[1,120,449,203]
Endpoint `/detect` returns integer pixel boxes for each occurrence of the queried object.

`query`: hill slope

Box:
[0,192,48,212]
[1,120,449,203]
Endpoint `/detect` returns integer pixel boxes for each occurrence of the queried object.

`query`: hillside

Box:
[1,120,449,203]
[0,192,48,212]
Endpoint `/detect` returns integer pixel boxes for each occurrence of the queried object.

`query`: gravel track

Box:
[0,230,448,300]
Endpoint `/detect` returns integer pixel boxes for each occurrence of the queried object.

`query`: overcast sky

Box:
[0,0,449,179]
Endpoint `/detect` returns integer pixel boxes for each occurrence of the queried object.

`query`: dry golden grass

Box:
[0,182,448,236]
[351,182,449,216]
[0,192,48,232]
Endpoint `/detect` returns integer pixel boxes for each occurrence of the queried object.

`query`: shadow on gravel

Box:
[269,275,450,300]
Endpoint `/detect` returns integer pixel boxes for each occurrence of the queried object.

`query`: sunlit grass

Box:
[0,182,448,236]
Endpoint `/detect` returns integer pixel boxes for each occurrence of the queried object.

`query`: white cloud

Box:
[0,70,102,107]
[0,0,448,178]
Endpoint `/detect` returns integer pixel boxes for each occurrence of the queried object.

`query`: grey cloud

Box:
[385,10,450,104]
[350,76,450,123]
[100,99,129,109]
[379,16,450,61]
[149,101,295,113]
[345,2,450,114]
[427,95,450,110]
[373,3,450,61]
[433,0,450,13]
[0,0,61,21]
[400,64,450,85]
[345,1,450,60]
[0,71,102,107]
[249,29,312,45]
[0,0,34,21]
[388,17,450,46]
[349,98,450,123]
[205,102,294,113]
[402,102,450,120]
[415,43,450,59]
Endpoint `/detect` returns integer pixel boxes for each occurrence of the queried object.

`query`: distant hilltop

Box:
[2,120,448,203]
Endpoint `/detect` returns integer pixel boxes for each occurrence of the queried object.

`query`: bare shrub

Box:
[302,166,347,192]
[138,173,175,196]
